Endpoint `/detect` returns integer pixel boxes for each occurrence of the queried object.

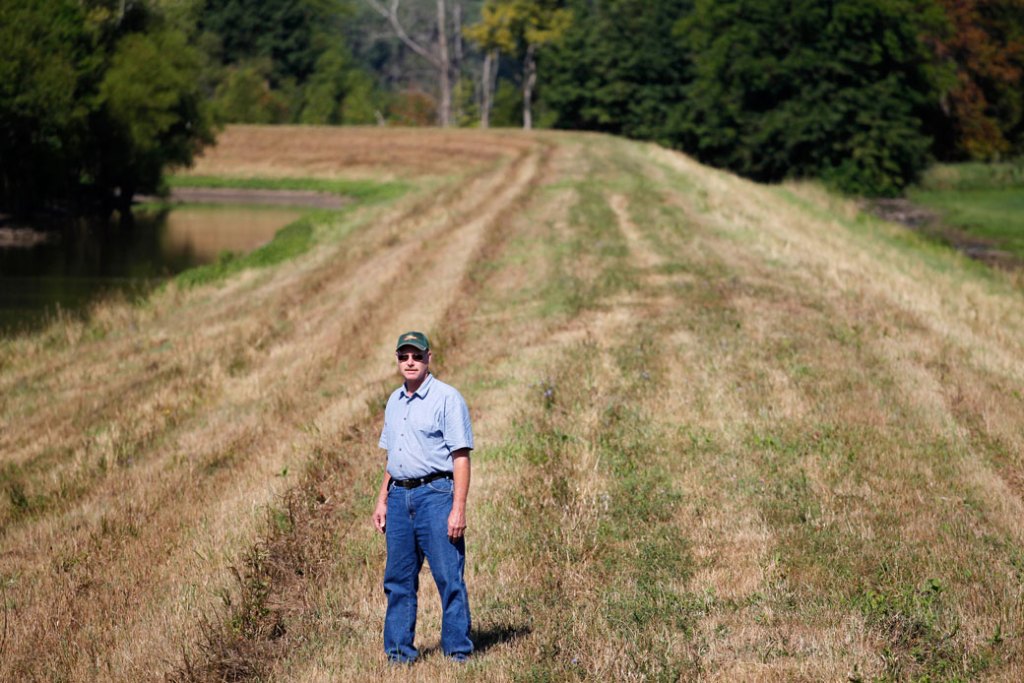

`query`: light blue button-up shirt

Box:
[379,373,474,479]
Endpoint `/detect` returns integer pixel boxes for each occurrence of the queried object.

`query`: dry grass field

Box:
[1,125,1022,682]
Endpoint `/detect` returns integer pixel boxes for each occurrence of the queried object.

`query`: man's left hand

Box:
[448,506,466,540]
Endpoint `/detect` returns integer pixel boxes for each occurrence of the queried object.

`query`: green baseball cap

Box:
[395,331,430,351]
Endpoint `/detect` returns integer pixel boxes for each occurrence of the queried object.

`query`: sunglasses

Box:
[396,352,426,362]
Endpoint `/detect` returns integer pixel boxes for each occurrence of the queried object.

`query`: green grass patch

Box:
[482,323,699,680]
[908,187,1024,260]
[536,151,639,318]
[917,161,1024,192]
[174,213,321,288]
[167,174,409,204]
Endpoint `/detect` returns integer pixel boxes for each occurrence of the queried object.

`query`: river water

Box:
[0,205,303,335]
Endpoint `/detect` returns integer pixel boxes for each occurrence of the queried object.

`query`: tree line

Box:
[2,0,1022,216]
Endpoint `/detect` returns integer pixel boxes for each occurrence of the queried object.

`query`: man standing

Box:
[372,331,474,663]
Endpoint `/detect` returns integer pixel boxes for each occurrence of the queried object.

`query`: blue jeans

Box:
[383,476,473,662]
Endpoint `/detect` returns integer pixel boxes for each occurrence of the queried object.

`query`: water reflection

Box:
[0,205,303,334]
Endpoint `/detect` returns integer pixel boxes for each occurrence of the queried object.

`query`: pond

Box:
[0,204,304,336]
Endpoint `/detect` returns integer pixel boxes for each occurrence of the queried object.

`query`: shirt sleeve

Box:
[378,394,391,450]
[443,391,474,452]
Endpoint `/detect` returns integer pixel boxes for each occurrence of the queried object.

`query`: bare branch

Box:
[364,0,440,68]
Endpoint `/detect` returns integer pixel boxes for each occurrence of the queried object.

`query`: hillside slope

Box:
[1,127,1022,681]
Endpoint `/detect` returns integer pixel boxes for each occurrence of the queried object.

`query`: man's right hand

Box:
[372,499,387,534]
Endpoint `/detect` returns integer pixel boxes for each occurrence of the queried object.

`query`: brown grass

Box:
[181,125,539,180]
[1,126,1022,682]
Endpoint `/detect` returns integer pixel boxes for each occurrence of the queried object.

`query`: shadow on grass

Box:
[473,622,532,654]
[420,622,532,659]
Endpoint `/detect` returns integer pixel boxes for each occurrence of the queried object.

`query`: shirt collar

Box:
[403,372,434,400]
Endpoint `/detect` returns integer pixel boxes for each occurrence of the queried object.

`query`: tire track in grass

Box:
[639,144,1024,679]
[492,335,694,680]
[261,134,1024,681]
[0,138,545,682]
[402,139,706,681]
[163,142,552,682]
[460,171,704,676]
[0,144,509,484]
[191,135,671,680]
[146,146,544,679]
[0,129,512,485]
[252,136,696,679]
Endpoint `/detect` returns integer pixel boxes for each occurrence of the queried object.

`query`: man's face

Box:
[396,345,430,385]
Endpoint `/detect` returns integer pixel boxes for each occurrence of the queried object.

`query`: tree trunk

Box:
[452,3,463,76]
[365,0,452,128]
[481,49,498,129]
[436,0,451,127]
[452,2,463,124]
[522,43,537,130]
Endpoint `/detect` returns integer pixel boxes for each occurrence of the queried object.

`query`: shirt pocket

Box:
[410,412,440,438]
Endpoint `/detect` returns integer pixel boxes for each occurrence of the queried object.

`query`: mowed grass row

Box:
[0,128,544,681]
[178,136,703,680]
[2,128,1022,681]
[475,140,1024,679]
[174,133,1024,681]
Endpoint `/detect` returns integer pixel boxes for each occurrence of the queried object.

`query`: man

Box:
[372,331,474,663]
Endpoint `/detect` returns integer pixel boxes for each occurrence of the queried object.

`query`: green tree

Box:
[463,5,502,127]
[300,47,352,124]
[341,71,383,123]
[199,0,322,86]
[465,0,571,128]
[212,61,291,123]
[0,0,215,214]
[927,0,1024,159]
[542,0,692,144]
[677,0,949,196]
[96,29,215,209]
[199,0,377,125]
[490,78,523,126]
[365,0,458,126]
[0,0,90,212]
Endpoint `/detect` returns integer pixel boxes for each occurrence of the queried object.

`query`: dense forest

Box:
[2,0,1023,213]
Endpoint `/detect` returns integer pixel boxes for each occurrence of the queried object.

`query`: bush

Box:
[386,90,436,127]
[213,60,290,124]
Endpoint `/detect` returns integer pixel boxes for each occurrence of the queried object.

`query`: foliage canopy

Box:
[542,0,693,145]
[0,0,213,214]
[672,0,951,196]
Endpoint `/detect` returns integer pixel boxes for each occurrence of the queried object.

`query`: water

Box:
[0,205,303,335]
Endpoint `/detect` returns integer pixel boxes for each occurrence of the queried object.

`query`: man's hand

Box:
[373,472,391,534]
[372,498,387,534]
[448,449,470,540]
[448,505,466,540]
